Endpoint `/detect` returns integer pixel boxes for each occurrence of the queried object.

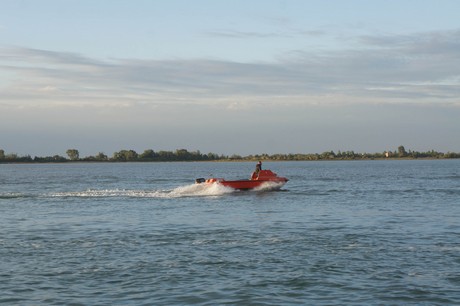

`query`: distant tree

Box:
[0,150,17,162]
[206,152,219,160]
[6,153,18,161]
[53,155,67,162]
[139,149,156,160]
[79,152,108,162]
[190,150,203,160]
[66,149,80,161]
[230,154,242,160]
[176,149,190,160]
[445,151,460,158]
[112,150,138,161]
[409,150,420,158]
[398,146,407,157]
[33,155,67,163]
[95,152,108,161]
[17,155,33,162]
[320,151,336,159]
[157,150,174,161]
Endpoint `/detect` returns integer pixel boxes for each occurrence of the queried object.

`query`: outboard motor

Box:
[195,178,206,184]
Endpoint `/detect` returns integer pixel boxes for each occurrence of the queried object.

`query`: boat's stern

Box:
[195,177,224,184]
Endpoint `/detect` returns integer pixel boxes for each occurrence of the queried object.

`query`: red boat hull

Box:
[197,169,288,190]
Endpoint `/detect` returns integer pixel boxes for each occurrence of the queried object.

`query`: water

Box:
[1,160,459,305]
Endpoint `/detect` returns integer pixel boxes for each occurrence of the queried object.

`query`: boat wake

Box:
[49,183,236,199]
[0,192,34,199]
[253,181,287,191]
[3,182,286,200]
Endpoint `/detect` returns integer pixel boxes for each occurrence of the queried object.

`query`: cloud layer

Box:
[1,29,459,110]
[1,28,460,155]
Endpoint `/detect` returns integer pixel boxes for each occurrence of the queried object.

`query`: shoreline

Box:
[1,157,458,165]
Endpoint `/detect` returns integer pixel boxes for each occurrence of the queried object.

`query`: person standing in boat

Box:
[251,161,262,179]
[256,161,262,172]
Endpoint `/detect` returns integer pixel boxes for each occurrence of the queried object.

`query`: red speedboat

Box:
[195,169,288,190]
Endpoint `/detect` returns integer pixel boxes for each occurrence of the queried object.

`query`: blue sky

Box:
[1,0,460,156]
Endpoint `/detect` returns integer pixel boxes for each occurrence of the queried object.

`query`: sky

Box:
[1,0,460,157]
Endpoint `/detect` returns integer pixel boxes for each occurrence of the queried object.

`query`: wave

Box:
[3,182,285,201]
[0,192,34,199]
[49,183,237,199]
[253,181,288,191]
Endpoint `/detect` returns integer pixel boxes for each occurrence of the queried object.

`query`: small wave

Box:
[49,183,236,199]
[0,193,33,199]
[50,189,149,198]
[164,183,235,198]
[253,181,287,191]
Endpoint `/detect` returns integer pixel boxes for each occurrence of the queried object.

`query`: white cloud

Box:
[38,85,58,92]
[1,29,460,155]
[2,28,460,111]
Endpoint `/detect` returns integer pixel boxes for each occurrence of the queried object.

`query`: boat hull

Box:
[219,179,287,190]
[196,169,288,190]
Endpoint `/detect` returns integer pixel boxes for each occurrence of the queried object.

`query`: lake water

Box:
[1,160,459,305]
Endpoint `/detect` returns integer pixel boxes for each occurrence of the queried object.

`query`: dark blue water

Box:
[1,160,459,305]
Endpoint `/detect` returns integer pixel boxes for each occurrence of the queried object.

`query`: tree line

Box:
[1,146,460,163]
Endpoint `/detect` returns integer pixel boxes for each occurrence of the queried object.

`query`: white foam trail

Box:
[167,182,235,197]
[49,183,236,199]
[252,181,286,191]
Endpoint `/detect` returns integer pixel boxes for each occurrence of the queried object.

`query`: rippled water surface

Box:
[1,160,459,305]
